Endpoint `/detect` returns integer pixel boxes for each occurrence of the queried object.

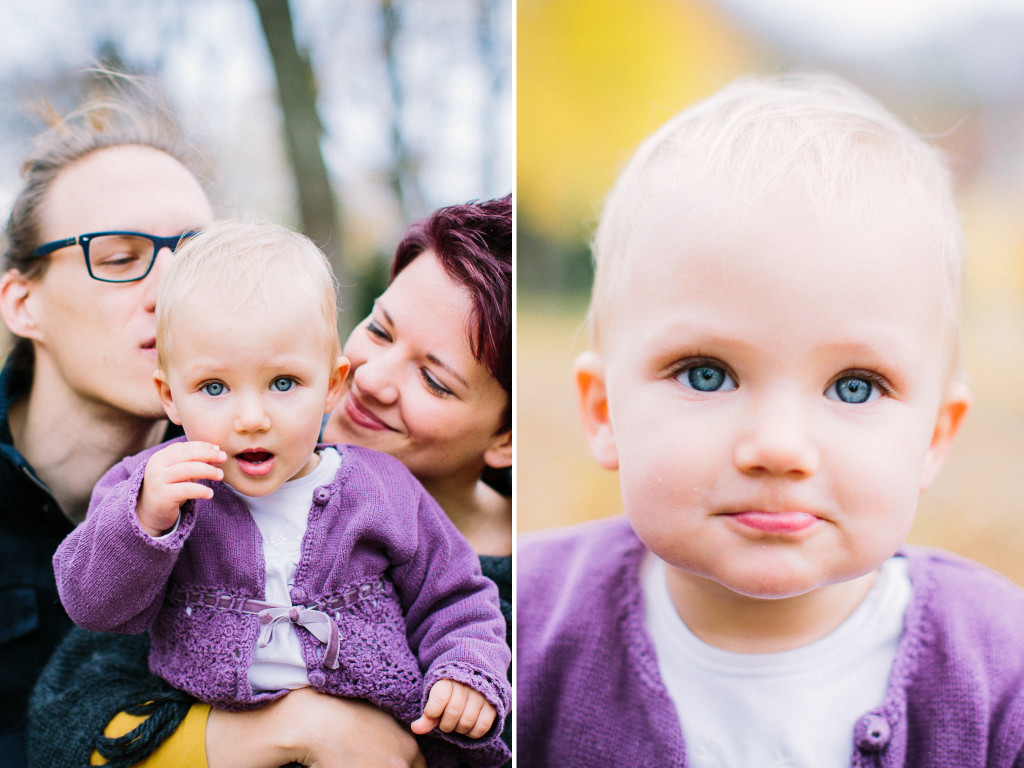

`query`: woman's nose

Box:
[732,394,819,478]
[352,355,400,405]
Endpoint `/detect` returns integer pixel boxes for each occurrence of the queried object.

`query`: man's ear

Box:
[323,355,351,414]
[920,380,971,491]
[575,351,619,470]
[154,370,182,425]
[0,269,41,341]
[484,429,512,470]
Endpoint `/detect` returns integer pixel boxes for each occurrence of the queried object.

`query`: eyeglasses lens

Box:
[87,235,157,281]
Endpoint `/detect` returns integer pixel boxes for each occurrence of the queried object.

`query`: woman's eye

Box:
[201,382,225,397]
[271,377,295,392]
[826,376,881,404]
[677,363,736,393]
[366,319,390,341]
[421,369,454,398]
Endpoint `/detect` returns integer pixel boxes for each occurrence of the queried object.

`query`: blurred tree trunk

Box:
[382,0,424,223]
[252,0,353,331]
[477,0,507,195]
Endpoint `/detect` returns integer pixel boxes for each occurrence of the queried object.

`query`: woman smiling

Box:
[28,196,512,768]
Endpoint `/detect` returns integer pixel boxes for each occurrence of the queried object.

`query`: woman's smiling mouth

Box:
[343,392,395,432]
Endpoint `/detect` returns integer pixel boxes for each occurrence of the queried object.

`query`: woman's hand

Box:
[206,688,425,768]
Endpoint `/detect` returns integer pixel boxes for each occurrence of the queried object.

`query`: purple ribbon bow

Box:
[257,605,341,670]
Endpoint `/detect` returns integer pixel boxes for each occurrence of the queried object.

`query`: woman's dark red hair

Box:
[391,194,512,434]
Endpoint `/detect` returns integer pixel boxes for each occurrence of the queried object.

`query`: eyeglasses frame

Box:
[29,230,199,283]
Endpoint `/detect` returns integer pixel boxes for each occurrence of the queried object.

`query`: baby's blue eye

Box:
[679,364,736,393]
[827,376,879,404]
[272,377,295,392]
[201,382,225,397]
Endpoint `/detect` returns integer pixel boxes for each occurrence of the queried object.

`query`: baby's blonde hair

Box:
[589,72,964,352]
[156,219,340,369]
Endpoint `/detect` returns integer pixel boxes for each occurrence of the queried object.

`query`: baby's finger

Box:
[165,459,225,485]
[410,713,440,735]
[467,701,496,740]
[438,683,469,734]
[422,679,453,719]
[167,481,217,505]
[176,441,228,464]
[456,691,485,736]
[156,440,227,467]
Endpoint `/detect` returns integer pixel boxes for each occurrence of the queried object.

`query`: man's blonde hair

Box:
[156,219,340,368]
[589,72,964,351]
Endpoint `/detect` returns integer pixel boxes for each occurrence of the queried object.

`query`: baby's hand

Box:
[137,441,226,537]
[410,679,496,739]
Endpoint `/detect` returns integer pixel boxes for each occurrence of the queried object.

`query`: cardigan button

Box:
[854,713,892,752]
[313,487,331,506]
[308,670,326,687]
[291,587,308,604]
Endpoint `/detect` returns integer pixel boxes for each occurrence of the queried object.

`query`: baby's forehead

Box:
[593,180,959,362]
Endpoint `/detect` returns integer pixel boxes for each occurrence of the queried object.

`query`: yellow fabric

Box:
[90,702,211,767]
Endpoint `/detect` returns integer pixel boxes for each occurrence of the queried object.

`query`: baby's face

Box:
[582,183,967,601]
[156,290,346,497]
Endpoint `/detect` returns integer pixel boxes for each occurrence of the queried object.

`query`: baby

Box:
[517,73,1024,767]
[55,219,510,768]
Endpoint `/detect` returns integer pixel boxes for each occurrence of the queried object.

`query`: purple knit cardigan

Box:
[55,439,510,768]
[517,516,1024,767]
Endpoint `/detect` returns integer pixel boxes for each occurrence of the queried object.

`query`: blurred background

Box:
[518,0,1024,586]
[0,0,513,334]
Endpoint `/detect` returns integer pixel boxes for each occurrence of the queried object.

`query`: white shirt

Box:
[235,446,342,693]
[642,554,911,768]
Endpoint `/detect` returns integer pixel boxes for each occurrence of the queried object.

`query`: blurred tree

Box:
[477,0,510,195]
[518,0,757,292]
[382,0,425,225]
[252,0,354,330]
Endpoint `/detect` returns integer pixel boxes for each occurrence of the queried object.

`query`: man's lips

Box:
[343,392,394,432]
[236,450,275,477]
[723,510,819,535]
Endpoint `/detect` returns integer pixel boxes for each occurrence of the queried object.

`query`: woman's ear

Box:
[154,370,182,425]
[483,429,512,470]
[575,351,619,470]
[0,269,40,340]
[920,379,971,491]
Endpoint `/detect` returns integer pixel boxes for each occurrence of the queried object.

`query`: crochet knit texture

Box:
[29,554,513,767]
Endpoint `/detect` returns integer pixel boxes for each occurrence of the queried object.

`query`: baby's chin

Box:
[662,553,877,603]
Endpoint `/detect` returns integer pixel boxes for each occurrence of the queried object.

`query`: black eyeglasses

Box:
[29,230,200,283]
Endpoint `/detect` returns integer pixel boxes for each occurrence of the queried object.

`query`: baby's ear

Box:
[323,355,350,413]
[920,380,971,491]
[575,351,619,470]
[154,370,182,426]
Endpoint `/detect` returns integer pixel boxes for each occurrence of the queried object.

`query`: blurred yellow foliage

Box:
[517,0,756,237]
